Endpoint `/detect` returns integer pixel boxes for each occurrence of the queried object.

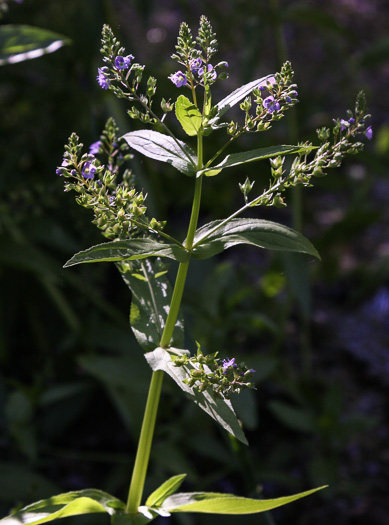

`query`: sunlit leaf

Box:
[175,95,202,136]
[161,486,327,514]
[0,489,125,525]
[122,260,184,352]
[146,474,187,507]
[145,347,248,445]
[214,75,273,120]
[0,25,69,66]
[122,130,197,176]
[201,144,317,176]
[63,238,190,268]
[191,218,320,260]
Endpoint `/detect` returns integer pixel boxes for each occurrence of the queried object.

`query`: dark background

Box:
[1,1,389,524]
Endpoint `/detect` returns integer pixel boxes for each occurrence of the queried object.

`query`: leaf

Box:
[161,486,327,514]
[175,95,203,136]
[191,219,320,260]
[121,260,185,352]
[0,489,125,525]
[201,144,317,176]
[122,130,197,176]
[63,238,190,268]
[214,75,273,121]
[268,401,316,433]
[144,347,248,445]
[0,25,69,66]
[146,474,187,507]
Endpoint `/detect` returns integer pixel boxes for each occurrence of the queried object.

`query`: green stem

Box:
[125,370,164,514]
[125,132,205,514]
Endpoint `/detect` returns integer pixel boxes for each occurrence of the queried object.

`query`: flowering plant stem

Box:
[126,132,204,514]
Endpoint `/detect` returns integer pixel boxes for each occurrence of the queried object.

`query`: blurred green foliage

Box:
[1,1,388,524]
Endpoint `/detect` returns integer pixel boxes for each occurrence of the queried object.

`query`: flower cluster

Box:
[56,118,165,242]
[243,91,372,209]
[173,346,255,399]
[97,25,157,124]
[169,16,228,90]
[227,62,299,137]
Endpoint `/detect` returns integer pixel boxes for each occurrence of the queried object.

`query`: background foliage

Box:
[1,1,388,524]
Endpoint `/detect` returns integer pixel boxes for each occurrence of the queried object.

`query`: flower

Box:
[56,159,70,176]
[289,90,298,98]
[222,357,236,372]
[365,125,373,140]
[169,71,187,87]
[114,55,134,70]
[263,95,280,113]
[82,161,96,179]
[340,119,350,131]
[258,76,276,90]
[349,117,356,124]
[97,67,110,90]
[198,64,217,81]
[190,58,202,72]
[89,141,102,155]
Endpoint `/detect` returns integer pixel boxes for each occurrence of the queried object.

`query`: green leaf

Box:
[122,130,197,176]
[201,144,317,176]
[122,260,185,352]
[146,474,187,507]
[214,75,273,120]
[268,400,316,433]
[0,489,125,525]
[175,95,203,136]
[145,347,248,445]
[161,486,327,514]
[191,219,320,260]
[0,25,70,66]
[63,238,190,268]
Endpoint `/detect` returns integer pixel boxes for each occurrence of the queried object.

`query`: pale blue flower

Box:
[169,71,187,87]
[114,55,134,69]
[263,96,280,113]
[97,67,110,90]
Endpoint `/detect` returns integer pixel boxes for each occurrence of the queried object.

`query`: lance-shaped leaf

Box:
[122,130,197,176]
[191,219,320,260]
[212,75,273,122]
[122,260,185,352]
[145,347,248,445]
[161,486,327,514]
[200,144,317,176]
[0,489,125,525]
[146,474,187,508]
[0,25,70,66]
[63,238,190,268]
[175,95,203,136]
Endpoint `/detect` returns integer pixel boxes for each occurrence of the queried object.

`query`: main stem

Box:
[125,133,204,514]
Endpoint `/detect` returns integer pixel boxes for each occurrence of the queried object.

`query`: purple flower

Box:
[258,76,276,90]
[263,95,280,113]
[349,117,356,124]
[365,125,373,140]
[89,141,102,155]
[114,55,134,70]
[289,90,298,98]
[97,67,110,90]
[222,358,236,372]
[190,58,202,72]
[340,119,349,131]
[56,159,70,175]
[82,161,96,179]
[198,64,217,81]
[169,70,187,88]
[285,96,291,103]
